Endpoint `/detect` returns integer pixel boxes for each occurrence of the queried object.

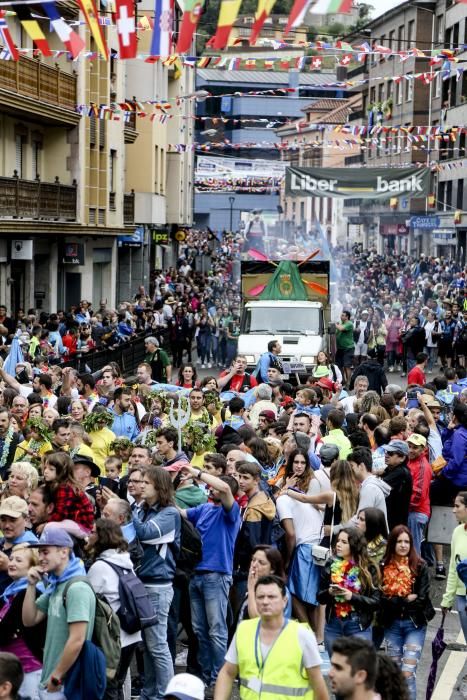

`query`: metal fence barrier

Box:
[63,332,151,377]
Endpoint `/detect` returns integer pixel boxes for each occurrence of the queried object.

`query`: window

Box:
[98,209,106,225]
[389,30,395,53]
[453,23,459,48]
[396,80,402,105]
[436,15,444,44]
[89,208,96,224]
[405,78,413,102]
[407,20,415,47]
[90,117,97,147]
[300,201,305,222]
[160,148,166,195]
[435,72,441,98]
[109,149,116,211]
[15,135,25,178]
[99,119,106,150]
[387,79,393,99]
[397,25,404,50]
[31,140,41,179]
[457,179,464,210]
[377,83,384,103]
[446,181,453,209]
[154,145,159,194]
[460,132,466,157]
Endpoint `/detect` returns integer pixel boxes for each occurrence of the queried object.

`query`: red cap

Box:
[316,378,334,392]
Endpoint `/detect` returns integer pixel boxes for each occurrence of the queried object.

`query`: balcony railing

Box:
[0,175,77,220]
[0,55,76,109]
[123,191,135,225]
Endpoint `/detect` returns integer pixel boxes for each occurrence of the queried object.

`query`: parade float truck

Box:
[238,259,333,382]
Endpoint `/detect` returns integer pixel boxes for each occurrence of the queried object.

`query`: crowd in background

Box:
[0,233,465,700]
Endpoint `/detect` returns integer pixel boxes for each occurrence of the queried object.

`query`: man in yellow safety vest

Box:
[214,575,329,700]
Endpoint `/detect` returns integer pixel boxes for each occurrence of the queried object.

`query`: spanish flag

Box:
[77,0,109,59]
[207,0,242,50]
[175,0,205,53]
[249,0,276,45]
[15,4,52,56]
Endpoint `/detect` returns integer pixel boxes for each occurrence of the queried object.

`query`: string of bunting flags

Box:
[0,0,467,61]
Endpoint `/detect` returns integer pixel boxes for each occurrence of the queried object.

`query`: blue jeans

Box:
[324,614,372,657]
[424,346,438,372]
[142,584,174,700]
[408,512,429,555]
[457,595,467,644]
[210,336,219,364]
[198,333,211,364]
[189,572,232,686]
[384,618,426,700]
[407,356,416,372]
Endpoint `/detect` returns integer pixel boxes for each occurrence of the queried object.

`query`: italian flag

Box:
[309,0,353,14]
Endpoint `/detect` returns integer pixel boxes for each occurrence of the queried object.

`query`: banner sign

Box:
[410,216,440,229]
[285,166,430,200]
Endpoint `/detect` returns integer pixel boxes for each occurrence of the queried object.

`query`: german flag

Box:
[77,0,109,59]
[15,4,52,56]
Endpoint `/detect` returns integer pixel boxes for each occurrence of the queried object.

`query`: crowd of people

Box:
[0,234,465,700]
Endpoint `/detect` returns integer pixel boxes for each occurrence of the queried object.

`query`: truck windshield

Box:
[241,307,322,335]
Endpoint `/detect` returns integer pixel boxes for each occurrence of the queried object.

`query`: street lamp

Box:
[228,196,235,232]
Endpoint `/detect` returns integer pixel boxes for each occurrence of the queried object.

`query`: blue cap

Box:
[383,440,409,457]
[33,528,74,548]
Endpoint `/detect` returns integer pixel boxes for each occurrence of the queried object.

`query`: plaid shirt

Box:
[49,483,94,532]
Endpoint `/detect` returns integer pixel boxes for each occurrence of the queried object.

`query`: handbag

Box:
[312,493,336,567]
[431,456,447,475]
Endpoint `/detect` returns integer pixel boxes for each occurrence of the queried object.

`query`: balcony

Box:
[0,175,77,220]
[124,191,135,225]
[124,111,139,144]
[0,55,80,126]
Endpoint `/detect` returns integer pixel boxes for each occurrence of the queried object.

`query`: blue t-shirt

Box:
[187,501,241,574]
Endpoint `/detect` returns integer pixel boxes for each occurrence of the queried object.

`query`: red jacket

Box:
[407,366,426,386]
[408,454,431,517]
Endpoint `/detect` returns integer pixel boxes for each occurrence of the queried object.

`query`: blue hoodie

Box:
[109,409,139,441]
[132,503,181,583]
[442,425,467,488]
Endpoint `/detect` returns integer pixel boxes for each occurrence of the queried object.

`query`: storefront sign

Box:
[118,226,144,248]
[153,230,169,245]
[61,243,85,264]
[410,216,440,229]
[285,166,430,199]
[432,228,457,243]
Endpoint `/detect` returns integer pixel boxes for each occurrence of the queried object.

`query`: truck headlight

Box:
[301,356,316,365]
[244,355,255,364]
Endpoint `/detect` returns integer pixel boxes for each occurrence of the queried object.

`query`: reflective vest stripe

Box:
[239,680,310,696]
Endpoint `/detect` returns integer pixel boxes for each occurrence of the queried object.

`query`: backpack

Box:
[64,640,106,700]
[97,559,157,634]
[63,577,121,680]
[456,557,467,587]
[176,517,203,574]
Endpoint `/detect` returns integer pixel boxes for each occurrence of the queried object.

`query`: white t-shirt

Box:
[276,494,323,545]
[226,623,322,669]
[339,395,358,415]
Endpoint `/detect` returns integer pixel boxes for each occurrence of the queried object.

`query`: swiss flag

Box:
[115,0,137,58]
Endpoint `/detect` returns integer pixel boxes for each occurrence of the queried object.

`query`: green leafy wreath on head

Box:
[83,410,114,433]
[26,417,53,443]
[110,437,134,452]
[183,419,216,454]
[203,390,222,412]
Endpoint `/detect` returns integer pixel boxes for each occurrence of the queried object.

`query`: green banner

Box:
[285,166,430,199]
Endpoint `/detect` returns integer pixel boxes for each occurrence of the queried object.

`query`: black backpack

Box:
[97,560,157,634]
[176,517,202,574]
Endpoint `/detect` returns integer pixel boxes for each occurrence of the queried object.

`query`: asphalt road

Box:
[190,360,467,700]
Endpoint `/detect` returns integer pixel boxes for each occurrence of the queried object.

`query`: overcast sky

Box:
[373,0,406,17]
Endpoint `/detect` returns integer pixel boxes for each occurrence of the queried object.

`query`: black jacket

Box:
[317,558,381,630]
[0,589,46,661]
[349,360,388,395]
[379,561,435,628]
[382,464,413,531]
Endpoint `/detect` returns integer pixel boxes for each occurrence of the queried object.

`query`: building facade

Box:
[0,0,194,314]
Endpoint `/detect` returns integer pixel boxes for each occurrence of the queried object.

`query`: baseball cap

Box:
[407,434,427,447]
[72,454,100,478]
[0,496,28,519]
[312,366,330,379]
[164,674,204,700]
[317,378,334,392]
[293,431,311,453]
[320,404,335,422]
[34,527,74,548]
[259,410,276,422]
[319,443,339,466]
[425,399,441,409]
[383,440,409,456]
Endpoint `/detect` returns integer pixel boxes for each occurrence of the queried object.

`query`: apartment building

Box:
[0,1,194,313]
